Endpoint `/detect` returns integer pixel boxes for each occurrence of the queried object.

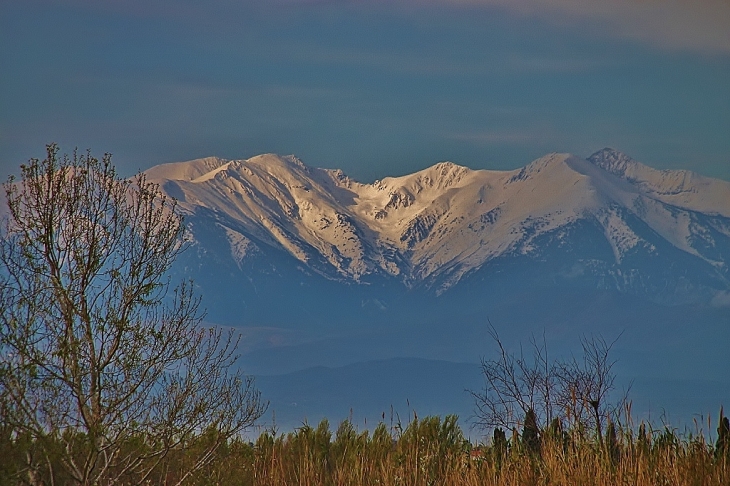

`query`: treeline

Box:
[4,411,728,485]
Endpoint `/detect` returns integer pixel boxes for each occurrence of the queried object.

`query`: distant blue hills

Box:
[144,148,730,433]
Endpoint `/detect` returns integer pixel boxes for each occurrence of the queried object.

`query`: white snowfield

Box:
[145,149,730,288]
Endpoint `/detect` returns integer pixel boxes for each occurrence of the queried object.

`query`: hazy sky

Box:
[1,0,729,182]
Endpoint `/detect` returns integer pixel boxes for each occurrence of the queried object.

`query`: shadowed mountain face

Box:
[147,149,730,430]
[148,148,730,317]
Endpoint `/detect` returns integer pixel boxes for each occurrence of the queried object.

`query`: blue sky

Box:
[1,0,729,182]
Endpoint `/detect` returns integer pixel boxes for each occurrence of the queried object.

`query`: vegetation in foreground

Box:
[1,145,726,485]
[0,145,264,485]
[3,409,729,485]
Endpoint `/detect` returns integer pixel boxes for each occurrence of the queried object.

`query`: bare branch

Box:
[0,144,266,485]
[471,321,626,444]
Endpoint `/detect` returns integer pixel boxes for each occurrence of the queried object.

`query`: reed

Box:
[182,411,728,486]
[4,411,727,485]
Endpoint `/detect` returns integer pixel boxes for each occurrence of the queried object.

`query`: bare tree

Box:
[470,323,556,433]
[554,333,626,442]
[471,322,626,442]
[0,144,265,485]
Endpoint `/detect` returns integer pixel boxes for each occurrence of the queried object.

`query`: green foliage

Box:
[522,408,541,455]
[492,427,508,458]
[285,419,333,481]
[332,419,369,471]
[1,409,729,485]
[369,422,393,463]
[547,417,570,453]
[395,414,467,484]
[605,420,620,466]
[637,422,650,457]
[716,408,730,463]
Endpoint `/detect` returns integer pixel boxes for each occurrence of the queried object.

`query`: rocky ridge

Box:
[146,149,730,301]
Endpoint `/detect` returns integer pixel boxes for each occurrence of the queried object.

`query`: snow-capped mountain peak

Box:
[148,150,730,300]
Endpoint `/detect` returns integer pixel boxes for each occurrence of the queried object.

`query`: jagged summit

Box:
[408,161,473,190]
[588,148,637,177]
[366,161,474,197]
[148,150,730,301]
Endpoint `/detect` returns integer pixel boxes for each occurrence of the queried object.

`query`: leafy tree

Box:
[0,144,265,485]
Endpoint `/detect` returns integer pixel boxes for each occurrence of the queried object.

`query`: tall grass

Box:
[186,411,728,486]
[4,411,728,484]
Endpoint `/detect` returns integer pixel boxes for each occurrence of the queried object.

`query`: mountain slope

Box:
[147,149,730,305]
[145,149,730,432]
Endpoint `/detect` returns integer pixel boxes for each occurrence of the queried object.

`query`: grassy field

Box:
[4,410,729,485]
[181,412,729,486]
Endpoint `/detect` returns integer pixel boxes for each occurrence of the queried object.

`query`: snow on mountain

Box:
[144,156,229,182]
[146,149,730,299]
[587,149,730,217]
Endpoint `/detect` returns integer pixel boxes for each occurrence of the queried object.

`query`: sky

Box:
[1,0,729,183]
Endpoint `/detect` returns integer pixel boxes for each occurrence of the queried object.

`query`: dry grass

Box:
[187,414,729,486]
[5,413,727,484]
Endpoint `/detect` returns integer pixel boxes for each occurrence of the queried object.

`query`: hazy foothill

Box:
[1,144,729,485]
[148,147,730,432]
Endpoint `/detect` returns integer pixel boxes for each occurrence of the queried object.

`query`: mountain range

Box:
[147,148,730,305]
[146,148,730,431]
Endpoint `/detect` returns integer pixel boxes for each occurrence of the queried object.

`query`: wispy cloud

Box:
[30,0,730,55]
[291,1,730,56]
[266,0,730,55]
[423,0,730,55]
